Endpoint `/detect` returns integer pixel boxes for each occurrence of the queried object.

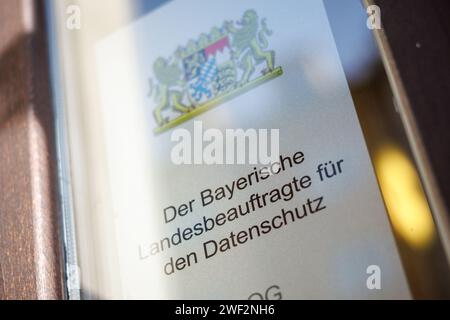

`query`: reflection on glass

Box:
[48,0,450,299]
[375,145,435,249]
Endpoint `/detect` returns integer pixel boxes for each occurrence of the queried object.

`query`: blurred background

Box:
[325,0,450,298]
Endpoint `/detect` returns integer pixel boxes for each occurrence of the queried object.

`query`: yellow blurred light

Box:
[375,145,435,249]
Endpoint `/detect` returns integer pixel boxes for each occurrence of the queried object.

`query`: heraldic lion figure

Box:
[225,9,275,85]
[151,57,191,126]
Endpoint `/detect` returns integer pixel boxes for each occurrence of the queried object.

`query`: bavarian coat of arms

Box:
[149,9,283,134]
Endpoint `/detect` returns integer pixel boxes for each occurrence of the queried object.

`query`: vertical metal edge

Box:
[364,0,450,265]
[45,0,81,300]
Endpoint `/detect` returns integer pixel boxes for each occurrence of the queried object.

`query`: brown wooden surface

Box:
[0,0,64,299]
[374,0,450,220]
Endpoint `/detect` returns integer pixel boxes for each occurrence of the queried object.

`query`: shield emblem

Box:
[183,36,236,106]
[150,10,283,134]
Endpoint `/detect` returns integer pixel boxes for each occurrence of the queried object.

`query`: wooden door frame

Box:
[0,0,64,300]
